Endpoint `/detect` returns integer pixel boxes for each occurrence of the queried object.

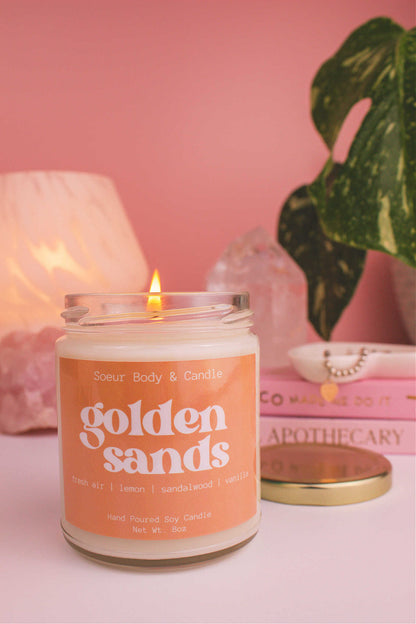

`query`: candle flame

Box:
[147,269,162,311]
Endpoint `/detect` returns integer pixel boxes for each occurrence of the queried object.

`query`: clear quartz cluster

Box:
[206,227,308,370]
[0,327,62,433]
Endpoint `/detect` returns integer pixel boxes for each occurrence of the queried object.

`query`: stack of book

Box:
[260,370,416,454]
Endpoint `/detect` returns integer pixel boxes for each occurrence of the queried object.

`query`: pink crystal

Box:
[206,227,308,370]
[0,327,62,434]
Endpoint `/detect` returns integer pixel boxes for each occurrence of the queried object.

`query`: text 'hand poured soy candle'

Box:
[56,272,260,565]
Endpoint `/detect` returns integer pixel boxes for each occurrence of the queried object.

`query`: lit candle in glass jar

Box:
[56,272,260,565]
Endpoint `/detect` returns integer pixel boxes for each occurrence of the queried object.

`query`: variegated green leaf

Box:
[311,17,416,266]
[278,175,366,340]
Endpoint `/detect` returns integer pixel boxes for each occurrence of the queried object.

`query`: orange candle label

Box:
[59,355,257,540]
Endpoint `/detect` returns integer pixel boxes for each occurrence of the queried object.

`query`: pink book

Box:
[260,371,416,420]
[260,415,416,455]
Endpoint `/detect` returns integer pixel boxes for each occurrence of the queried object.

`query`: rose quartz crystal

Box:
[0,327,62,434]
[206,227,308,370]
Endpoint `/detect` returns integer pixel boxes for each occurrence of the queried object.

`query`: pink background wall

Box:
[1,0,414,342]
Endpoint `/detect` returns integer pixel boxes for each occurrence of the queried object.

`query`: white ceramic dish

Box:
[288,342,416,383]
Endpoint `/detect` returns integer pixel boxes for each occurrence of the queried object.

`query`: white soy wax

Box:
[56,293,260,565]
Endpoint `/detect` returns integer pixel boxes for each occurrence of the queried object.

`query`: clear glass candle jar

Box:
[56,292,260,565]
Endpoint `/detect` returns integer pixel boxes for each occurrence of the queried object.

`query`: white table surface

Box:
[1,432,415,624]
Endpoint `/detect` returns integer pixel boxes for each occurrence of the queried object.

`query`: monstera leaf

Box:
[278,17,416,339]
[278,169,366,340]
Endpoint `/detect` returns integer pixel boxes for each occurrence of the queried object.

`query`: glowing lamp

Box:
[0,171,148,433]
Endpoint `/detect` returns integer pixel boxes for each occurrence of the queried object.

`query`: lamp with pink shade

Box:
[0,171,148,433]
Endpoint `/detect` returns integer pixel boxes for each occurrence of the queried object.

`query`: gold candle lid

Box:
[261,443,392,506]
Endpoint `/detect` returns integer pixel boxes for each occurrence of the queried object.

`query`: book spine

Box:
[260,415,416,455]
[260,377,416,420]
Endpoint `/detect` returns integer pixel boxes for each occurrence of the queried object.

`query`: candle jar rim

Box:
[62,292,253,331]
